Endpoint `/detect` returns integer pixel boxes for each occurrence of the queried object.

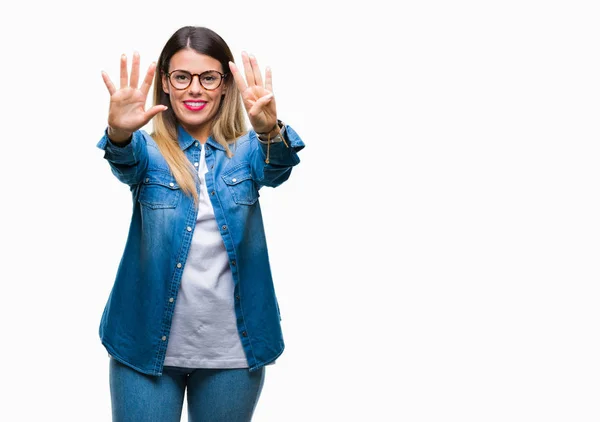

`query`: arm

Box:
[96,129,149,186]
[228,52,305,188]
[250,123,305,188]
[97,51,167,186]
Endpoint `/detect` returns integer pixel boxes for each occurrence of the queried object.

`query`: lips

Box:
[183,101,207,111]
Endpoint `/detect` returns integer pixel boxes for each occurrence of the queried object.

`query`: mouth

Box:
[183,101,207,111]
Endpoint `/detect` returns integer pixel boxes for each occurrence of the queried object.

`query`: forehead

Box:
[169,49,222,72]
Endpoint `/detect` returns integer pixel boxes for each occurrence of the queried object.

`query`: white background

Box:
[1,0,599,421]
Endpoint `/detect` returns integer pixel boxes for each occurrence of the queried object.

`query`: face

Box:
[162,49,227,141]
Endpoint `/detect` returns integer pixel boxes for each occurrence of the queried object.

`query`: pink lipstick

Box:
[183,101,207,111]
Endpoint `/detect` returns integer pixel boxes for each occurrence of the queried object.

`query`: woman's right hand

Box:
[101,52,168,143]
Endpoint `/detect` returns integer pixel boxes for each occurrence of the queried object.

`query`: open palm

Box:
[229,52,278,134]
[101,52,167,135]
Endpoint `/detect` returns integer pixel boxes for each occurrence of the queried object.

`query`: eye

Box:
[174,73,190,81]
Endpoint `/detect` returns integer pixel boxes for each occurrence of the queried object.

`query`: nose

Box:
[188,74,204,94]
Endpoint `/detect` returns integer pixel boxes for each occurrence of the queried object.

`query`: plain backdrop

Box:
[1,0,599,421]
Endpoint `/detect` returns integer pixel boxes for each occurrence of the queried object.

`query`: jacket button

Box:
[222,225,227,231]
[169,298,174,303]
[177,263,182,268]
[242,331,247,337]
[169,182,174,187]
[162,336,167,341]
[235,295,240,301]
[231,260,236,266]
[186,226,192,232]
[211,191,215,195]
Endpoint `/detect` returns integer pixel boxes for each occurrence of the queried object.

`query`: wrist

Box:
[256,120,279,134]
[263,126,280,138]
[256,120,289,163]
[257,120,283,142]
[107,126,133,144]
[257,121,288,147]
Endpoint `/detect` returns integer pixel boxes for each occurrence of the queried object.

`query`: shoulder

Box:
[231,131,251,148]
[140,130,170,171]
[228,131,257,157]
[140,130,159,150]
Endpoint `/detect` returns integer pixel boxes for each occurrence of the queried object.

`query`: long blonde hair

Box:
[150,26,247,205]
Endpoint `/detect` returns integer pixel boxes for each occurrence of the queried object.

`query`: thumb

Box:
[144,105,168,121]
[256,93,274,106]
[248,93,274,117]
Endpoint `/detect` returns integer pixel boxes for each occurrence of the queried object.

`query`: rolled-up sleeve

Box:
[96,129,149,186]
[250,124,305,188]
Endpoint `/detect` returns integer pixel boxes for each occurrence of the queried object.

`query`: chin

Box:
[183,118,211,127]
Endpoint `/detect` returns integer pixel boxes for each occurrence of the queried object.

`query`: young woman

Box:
[97,25,305,421]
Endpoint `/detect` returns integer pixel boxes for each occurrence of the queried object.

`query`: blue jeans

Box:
[109,358,266,422]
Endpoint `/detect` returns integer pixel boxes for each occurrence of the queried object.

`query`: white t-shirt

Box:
[164,143,248,368]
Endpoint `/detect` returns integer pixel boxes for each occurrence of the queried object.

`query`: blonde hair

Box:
[149,26,247,205]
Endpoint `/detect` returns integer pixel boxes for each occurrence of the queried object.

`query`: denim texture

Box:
[97,125,304,376]
[109,357,266,421]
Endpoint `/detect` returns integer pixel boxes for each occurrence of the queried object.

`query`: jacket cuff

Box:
[97,129,143,165]
[253,124,305,165]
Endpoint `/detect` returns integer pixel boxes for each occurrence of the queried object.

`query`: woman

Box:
[97,25,304,421]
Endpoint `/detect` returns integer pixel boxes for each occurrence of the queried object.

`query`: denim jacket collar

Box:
[177,125,226,151]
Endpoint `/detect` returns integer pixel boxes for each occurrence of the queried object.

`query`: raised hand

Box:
[101,52,168,142]
[228,52,278,136]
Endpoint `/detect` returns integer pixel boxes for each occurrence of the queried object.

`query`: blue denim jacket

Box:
[96,124,304,376]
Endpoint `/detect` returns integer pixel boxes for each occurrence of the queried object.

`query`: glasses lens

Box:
[170,70,192,89]
[200,71,222,90]
[169,70,223,90]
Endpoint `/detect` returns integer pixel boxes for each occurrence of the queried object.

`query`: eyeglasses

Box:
[166,69,227,91]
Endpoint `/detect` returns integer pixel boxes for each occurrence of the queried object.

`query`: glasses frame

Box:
[166,69,228,91]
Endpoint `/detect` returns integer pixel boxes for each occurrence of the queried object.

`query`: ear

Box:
[162,74,169,95]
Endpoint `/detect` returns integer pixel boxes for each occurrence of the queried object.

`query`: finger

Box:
[130,51,140,88]
[144,104,169,122]
[120,54,128,89]
[228,61,248,93]
[265,66,273,93]
[249,54,263,87]
[140,62,157,97]
[241,51,256,86]
[247,93,274,117]
[101,71,116,96]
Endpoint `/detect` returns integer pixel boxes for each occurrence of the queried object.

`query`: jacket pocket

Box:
[138,171,181,209]
[222,163,259,205]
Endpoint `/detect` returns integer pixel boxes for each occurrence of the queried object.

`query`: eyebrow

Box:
[169,69,223,73]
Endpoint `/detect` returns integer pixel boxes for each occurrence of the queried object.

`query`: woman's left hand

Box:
[229,52,278,136]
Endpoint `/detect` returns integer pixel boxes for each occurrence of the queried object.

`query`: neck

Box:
[181,123,211,144]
